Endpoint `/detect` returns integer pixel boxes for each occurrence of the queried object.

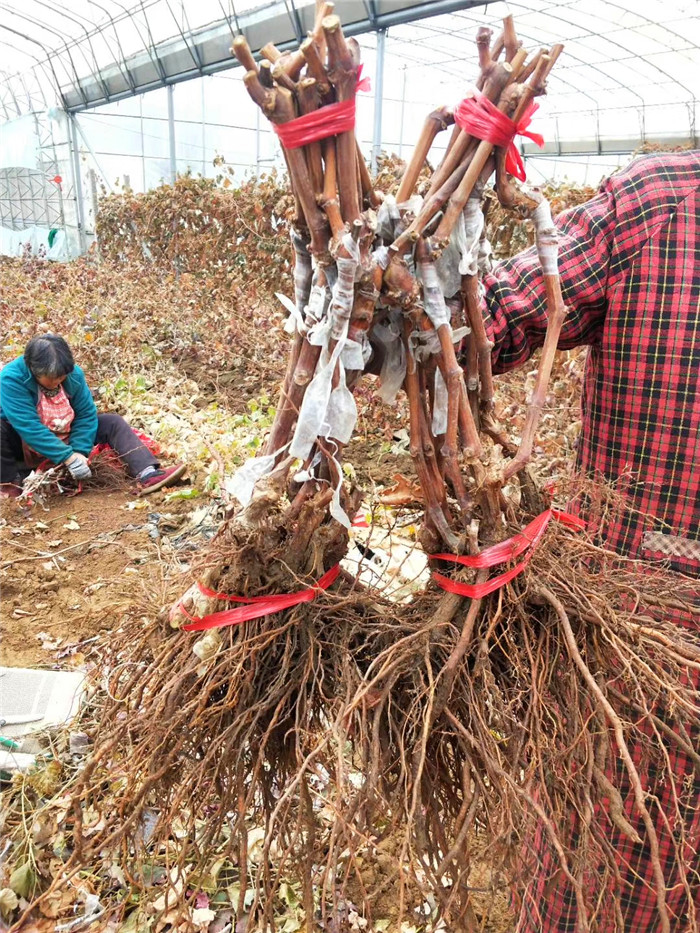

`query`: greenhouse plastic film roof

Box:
[1,0,698,131]
[0,0,698,252]
[0,1,490,248]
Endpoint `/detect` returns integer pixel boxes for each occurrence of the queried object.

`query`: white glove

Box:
[65,452,92,480]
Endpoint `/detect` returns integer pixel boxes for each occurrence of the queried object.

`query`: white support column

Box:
[88,169,98,226]
[140,95,147,191]
[69,113,87,254]
[88,168,100,257]
[201,80,207,177]
[398,64,407,159]
[256,107,261,175]
[167,84,177,183]
[371,28,387,175]
[72,117,114,194]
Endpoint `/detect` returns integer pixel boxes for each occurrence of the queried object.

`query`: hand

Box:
[65,452,92,480]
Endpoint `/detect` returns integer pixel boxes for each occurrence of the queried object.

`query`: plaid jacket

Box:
[484,151,700,577]
[485,154,700,931]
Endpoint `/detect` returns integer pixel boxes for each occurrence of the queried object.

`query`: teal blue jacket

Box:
[0,356,98,463]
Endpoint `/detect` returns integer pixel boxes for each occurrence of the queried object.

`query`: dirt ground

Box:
[1,482,206,669]
[0,183,592,933]
[1,481,517,933]
[0,430,411,671]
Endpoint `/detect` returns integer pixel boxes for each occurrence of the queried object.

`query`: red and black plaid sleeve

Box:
[483,176,616,374]
[482,152,700,573]
[495,153,700,933]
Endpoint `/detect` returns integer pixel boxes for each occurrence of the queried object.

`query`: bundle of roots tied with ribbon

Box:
[20,8,698,933]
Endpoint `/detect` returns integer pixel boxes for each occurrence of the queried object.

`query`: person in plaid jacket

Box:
[483,151,699,931]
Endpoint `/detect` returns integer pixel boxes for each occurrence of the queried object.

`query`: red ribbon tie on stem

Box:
[274,67,371,150]
[430,509,585,599]
[181,564,341,632]
[454,89,545,182]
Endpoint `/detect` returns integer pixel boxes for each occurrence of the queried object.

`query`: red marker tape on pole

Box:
[431,509,585,599]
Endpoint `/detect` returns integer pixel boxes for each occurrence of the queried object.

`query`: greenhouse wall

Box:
[1,0,697,259]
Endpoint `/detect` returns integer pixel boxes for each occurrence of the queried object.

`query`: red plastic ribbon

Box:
[431,509,585,599]
[89,429,162,470]
[274,67,371,150]
[181,564,341,632]
[454,90,545,182]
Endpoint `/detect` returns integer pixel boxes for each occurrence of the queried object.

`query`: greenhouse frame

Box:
[1,0,698,259]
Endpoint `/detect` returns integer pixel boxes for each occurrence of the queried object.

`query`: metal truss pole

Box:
[256,107,261,174]
[69,113,87,254]
[71,118,114,193]
[140,95,147,190]
[371,28,387,175]
[167,84,177,183]
[201,81,207,177]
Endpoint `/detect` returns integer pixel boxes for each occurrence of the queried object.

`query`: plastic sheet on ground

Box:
[342,513,429,603]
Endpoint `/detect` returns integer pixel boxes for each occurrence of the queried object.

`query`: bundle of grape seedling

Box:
[227,7,564,554]
[20,9,697,933]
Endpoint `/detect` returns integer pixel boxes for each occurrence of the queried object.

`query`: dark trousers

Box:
[0,413,158,482]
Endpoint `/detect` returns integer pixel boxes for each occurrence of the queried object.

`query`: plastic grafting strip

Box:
[432,558,529,599]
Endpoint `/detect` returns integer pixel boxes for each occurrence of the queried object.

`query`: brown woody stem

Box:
[396,106,454,204]
[403,320,458,550]
[356,140,380,207]
[297,78,325,198]
[323,15,361,222]
[231,36,258,74]
[394,52,526,253]
[242,72,330,258]
[502,14,520,62]
[501,274,567,481]
[430,50,527,248]
[461,272,494,411]
[301,38,334,102]
[259,42,282,63]
[425,58,513,204]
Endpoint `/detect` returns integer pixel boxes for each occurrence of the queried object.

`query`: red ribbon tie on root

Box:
[181,564,341,632]
[454,90,544,182]
[274,67,371,150]
[430,509,585,598]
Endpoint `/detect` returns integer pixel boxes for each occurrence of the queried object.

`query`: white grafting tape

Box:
[532,199,559,275]
[432,368,449,436]
[418,260,451,329]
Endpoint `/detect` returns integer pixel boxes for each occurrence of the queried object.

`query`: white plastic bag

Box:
[328,442,351,528]
[305,282,330,328]
[225,443,289,507]
[460,197,484,277]
[290,227,313,313]
[376,195,401,241]
[326,361,357,445]
[417,261,450,329]
[373,310,406,404]
[341,336,366,371]
[276,291,303,334]
[435,211,468,298]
